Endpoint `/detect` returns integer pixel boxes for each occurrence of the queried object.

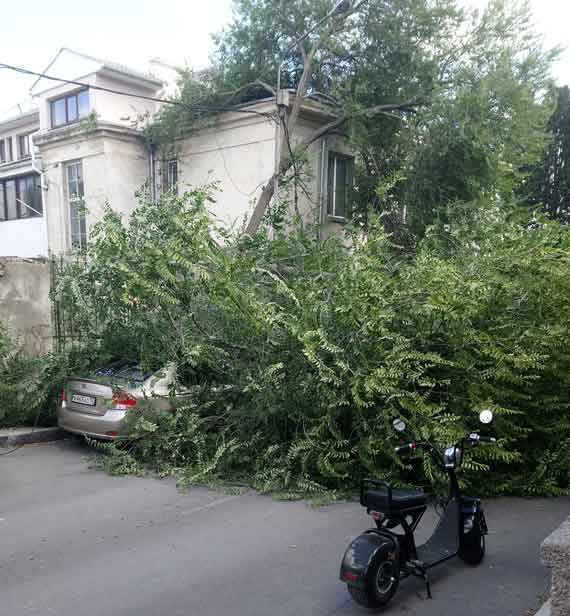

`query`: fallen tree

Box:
[54,188,570,497]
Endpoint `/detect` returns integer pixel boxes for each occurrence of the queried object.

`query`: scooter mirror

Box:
[479,409,494,424]
[393,418,406,432]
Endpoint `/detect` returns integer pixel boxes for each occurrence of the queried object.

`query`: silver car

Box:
[57,361,176,440]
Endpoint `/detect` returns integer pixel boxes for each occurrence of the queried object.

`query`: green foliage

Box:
[55,187,570,497]
[527,86,570,222]
[0,325,91,428]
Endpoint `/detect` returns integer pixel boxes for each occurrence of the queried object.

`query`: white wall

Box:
[0,113,46,258]
[0,116,39,162]
[92,73,158,127]
[176,114,276,232]
[36,71,159,132]
[0,217,48,257]
[38,125,148,253]
[36,75,98,131]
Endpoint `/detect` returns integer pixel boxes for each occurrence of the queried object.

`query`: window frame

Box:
[163,159,178,194]
[0,173,42,222]
[65,160,87,250]
[0,139,5,164]
[18,133,31,160]
[50,89,90,129]
[326,152,354,221]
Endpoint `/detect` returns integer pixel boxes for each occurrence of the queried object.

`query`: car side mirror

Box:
[479,409,493,424]
[393,418,406,432]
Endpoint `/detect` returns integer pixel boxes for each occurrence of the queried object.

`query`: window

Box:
[51,89,89,128]
[17,175,43,217]
[327,153,354,219]
[18,134,31,159]
[0,140,5,163]
[0,174,42,222]
[66,161,87,250]
[7,137,13,162]
[164,159,178,193]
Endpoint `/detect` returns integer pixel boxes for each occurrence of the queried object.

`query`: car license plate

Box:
[71,393,96,406]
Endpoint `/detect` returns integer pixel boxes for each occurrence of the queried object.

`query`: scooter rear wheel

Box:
[347,550,399,609]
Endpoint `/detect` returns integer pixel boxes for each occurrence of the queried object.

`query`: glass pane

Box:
[68,162,86,249]
[67,96,78,122]
[0,140,5,163]
[70,203,82,248]
[5,180,17,220]
[0,184,5,220]
[67,163,77,182]
[78,90,89,117]
[17,178,29,218]
[52,98,66,126]
[334,158,347,218]
[19,176,41,217]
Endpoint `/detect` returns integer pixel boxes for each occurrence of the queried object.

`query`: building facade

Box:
[0,48,353,258]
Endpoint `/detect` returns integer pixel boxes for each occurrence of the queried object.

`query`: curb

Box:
[0,426,65,448]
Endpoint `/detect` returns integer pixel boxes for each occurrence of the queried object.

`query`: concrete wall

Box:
[37,123,148,253]
[0,258,51,355]
[92,72,158,127]
[33,51,159,132]
[175,112,276,232]
[36,75,98,131]
[173,101,354,235]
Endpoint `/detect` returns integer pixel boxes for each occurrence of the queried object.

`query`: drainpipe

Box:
[148,142,157,201]
[318,136,327,240]
[29,128,49,254]
[30,129,46,191]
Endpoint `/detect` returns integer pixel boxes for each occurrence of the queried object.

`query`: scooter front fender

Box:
[339,531,398,589]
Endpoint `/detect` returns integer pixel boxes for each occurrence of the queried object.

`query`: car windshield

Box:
[93,361,151,383]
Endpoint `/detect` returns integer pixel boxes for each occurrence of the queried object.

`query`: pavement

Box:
[0,426,63,447]
[0,439,568,616]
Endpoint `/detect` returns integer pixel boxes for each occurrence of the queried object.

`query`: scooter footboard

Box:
[339,531,398,589]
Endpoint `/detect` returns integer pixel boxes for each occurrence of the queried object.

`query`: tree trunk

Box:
[246,175,277,234]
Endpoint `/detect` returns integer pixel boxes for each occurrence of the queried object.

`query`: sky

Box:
[0,0,569,114]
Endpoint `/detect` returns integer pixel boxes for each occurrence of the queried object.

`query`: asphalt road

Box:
[0,440,568,616]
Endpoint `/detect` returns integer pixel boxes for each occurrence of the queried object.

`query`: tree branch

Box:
[218,79,277,100]
[300,100,420,150]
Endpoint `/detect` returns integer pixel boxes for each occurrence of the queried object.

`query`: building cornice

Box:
[0,158,37,178]
[34,120,146,150]
[0,110,40,133]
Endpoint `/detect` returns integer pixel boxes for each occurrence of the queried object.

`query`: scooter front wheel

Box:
[347,553,399,609]
[459,529,485,565]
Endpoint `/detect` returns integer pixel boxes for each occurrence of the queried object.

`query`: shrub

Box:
[0,324,92,428]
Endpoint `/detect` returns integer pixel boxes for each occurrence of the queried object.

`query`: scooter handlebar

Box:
[468,433,496,443]
[395,442,417,455]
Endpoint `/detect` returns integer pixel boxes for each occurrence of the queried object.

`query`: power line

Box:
[0,62,274,120]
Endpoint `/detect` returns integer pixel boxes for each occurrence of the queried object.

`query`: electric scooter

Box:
[340,410,496,610]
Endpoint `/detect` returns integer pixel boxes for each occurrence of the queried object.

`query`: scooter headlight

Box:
[443,446,462,469]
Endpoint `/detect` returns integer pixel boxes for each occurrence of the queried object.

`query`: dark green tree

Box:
[527,86,570,221]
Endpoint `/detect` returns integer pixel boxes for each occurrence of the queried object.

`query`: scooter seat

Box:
[364,488,426,513]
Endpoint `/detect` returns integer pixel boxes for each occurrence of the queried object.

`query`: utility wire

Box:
[0,62,274,120]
